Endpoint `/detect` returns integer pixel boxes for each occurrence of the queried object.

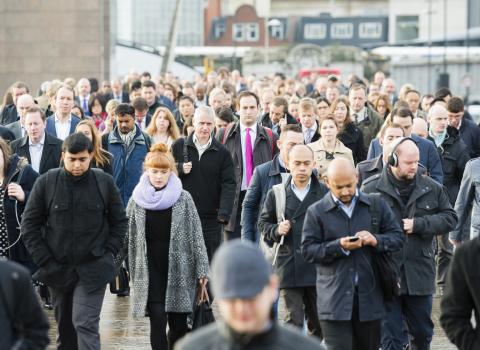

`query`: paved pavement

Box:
[46,292,457,349]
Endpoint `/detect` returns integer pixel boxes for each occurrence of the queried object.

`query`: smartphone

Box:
[348,237,359,242]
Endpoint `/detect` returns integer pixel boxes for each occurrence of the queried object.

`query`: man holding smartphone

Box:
[260,96,298,136]
[301,158,403,350]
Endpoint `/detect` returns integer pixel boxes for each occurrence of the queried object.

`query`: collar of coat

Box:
[323,189,370,212]
[185,133,220,151]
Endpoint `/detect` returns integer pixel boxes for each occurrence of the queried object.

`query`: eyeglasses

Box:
[325,152,335,160]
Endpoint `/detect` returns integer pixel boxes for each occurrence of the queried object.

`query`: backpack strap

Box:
[369,193,381,235]
[90,168,109,214]
[272,183,286,223]
[221,125,233,145]
[183,138,189,163]
[264,127,275,156]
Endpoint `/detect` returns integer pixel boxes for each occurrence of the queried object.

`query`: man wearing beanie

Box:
[175,239,325,349]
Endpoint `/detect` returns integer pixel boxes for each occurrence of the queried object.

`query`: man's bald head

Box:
[390,138,419,181]
[326,158,357,205]
[16,94,36,119]
[428,104,448,120]
[412,118,428,138]
[289,144,316,185]
[327,158,356,180]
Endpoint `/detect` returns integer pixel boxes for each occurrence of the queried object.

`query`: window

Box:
[359,22,383,39]
[232,23,259,42]
[232,23,245,42]
[331,23,353,39]
[270,23,284,40]
[396,16,419,41]
[304,23,327,40]
[246,23,259,42]
[468,0,480,29]
[215,22,226,39]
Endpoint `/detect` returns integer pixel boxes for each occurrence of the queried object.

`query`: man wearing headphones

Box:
[362,137,457,350]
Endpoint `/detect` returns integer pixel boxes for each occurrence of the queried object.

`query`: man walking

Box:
[362,138,457,350]
[172,105,236,260]
[259,144,328,338]
[301,158,403,350]
[22,133,128,350]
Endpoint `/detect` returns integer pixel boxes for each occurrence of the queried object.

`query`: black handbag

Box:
[369,194,401,302]
[109,264,129,295]
[192,283,215,330]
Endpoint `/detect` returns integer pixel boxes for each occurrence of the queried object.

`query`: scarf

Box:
[429,129,447,147]
[132,172,182,210]
[119,128,136,147]
[387,166,415,204]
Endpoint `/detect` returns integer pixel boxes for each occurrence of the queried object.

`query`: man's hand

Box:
[449,238,461,247]
[183,162,192,174]
[402,219,414,234]
[340,236,363,251]
[277,220,291,236]
[356,230,378,247]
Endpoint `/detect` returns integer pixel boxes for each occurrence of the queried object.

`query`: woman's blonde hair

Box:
[75,119,111,167]
[144,143,178,175]
[146,107,180,141]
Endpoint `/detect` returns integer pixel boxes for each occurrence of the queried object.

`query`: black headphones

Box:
[387,137,417,167]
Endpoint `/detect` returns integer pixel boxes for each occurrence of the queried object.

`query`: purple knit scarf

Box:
[132,172,182,210]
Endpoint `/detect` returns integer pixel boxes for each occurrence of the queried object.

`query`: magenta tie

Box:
[245,127,254,186]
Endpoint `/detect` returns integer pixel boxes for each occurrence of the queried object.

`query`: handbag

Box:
[109,263,129,295]
[192,283,215,330]
[369,193,401,302]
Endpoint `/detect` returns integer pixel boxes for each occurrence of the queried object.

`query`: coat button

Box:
[426,205,430,209]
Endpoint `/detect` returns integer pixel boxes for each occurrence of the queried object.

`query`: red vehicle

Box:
[297,67,341,79]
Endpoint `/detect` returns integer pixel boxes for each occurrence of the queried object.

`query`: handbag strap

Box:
[196,283,210,305]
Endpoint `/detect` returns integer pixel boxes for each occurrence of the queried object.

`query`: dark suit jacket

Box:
[45,114,81,139]
[6,121,23,140]
[459,118,480,158]
[106,91,129,103]
[0,104,18,125]
[10,133,63,174]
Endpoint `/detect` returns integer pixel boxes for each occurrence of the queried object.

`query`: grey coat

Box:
[452,158,480,241]
[127,190,209,318]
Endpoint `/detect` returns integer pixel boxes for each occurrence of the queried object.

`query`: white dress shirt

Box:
[291,178,311,201]
[193,134,212,160]
[29,133,45,173]
[240,123,257,190]
[54,114,72,140]
[302,122,317,144]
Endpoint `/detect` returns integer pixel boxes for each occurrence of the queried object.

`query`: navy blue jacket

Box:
[102,126,151,206]
[241,154,284,242]
[458,118,480,158]
[367,134,443,184]
[45,114,81,139]
[301,192,404,321]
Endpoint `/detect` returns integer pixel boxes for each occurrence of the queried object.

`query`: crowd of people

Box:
[0,67,479,350]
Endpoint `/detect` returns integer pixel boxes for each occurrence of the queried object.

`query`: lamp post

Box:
[264,18,282,74]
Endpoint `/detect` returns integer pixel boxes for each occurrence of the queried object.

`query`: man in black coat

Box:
[427,105,470,293]
[10,106,62,174]
[0,259,50,349]
[259,145,328,339]
[216,91,278,240]
[301,158,404,350]
[172,105,236,261]
[260,96,298,136]
[440,237,480,350]
[21,133,128,350]
[362,138,458,350]
[0,81,29,125]
[447,96,480,158]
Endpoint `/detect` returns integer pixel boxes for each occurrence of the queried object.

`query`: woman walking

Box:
[127,143,209,350]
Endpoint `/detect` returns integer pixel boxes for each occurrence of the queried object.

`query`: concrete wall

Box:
[0,0,110,95]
